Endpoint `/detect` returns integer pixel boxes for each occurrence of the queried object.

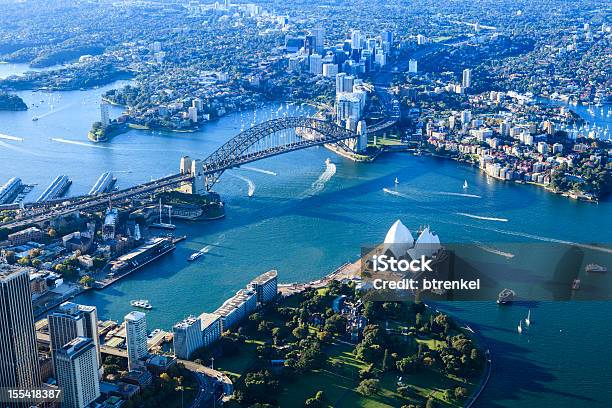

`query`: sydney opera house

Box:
[383,219,442,263]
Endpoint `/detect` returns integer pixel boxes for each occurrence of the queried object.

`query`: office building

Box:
[309,53,322,75]
[188,106,198,123]
[462,68,472,89]
[125,311,148,371]
[0,265,41,388]
[199,312,222,347]
[342,75,354,93]
[55,337,100,408]
[48,302,101,371]
[381,31,393,44]
[351,30,362,50]
[173,316,203,359]
[247,270,278,305]
[322,63,338,78]
[357,120,368,152]
[311,26,325,54]
[408,59,418,73]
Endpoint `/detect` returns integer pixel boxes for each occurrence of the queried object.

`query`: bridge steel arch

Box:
[201,116,357,190]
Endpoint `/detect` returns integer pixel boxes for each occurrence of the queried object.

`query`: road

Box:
[179,359,234,404]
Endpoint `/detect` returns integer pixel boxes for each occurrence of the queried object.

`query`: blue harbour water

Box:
[0,71,611,407]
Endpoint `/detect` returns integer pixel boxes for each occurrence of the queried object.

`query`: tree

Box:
[304,390,324,407]
[454,386,468,399]
[79,275,95,287]
[356,379,380,396]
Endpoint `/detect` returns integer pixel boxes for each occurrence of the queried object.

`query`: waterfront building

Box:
[188,106,198,123]
[383,219,415,258]
[36,175,72,203]
[55,337,100,408]
[48,302,101,370]
[0,176,22,204]
[0,264,41,388]
[462,69,472,89]
[417,34,427,45]
[214,289,256,331]
[172,315,203,359]
[309,53,323,75]
[247,270,278,305]
[357,120,368,152]
[100,103,110,127]
[89,172,115,196]
[125,311,148,371]
[199,312,222,347]
[408,59,418,73]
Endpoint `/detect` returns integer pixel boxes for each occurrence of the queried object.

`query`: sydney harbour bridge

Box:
[1,117,367,230]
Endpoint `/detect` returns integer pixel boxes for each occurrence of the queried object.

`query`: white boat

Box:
[463,180,468,189]
[394,177,399,184]
[130,299,152,310]
[525,310,531,327]
[188,246,209,261]
[517,320,523,334]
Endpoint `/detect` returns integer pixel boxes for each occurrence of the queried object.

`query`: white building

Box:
[247,270,278,305]
[188,106,198,123]
[383,219,415,258]
[462,69,472,89]
[214,289,257,331]
[55,337,100,408]
[309,53,322,75]
[173,316,203,359]
[125,311,148,371]
[100,103,110,127]
[357,120,368,152]
[408,59,418,73]
[417,34,427,45]
[351,30,362,50]
[322,63,338,78]
[199,312,222,348]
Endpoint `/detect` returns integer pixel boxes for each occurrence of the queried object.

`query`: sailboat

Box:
[463,180,468,189]
[525,310,531,327]
[394,177,399,185]
[517,320,523,334]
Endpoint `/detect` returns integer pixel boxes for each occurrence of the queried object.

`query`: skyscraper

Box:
[311,26,325,54]
[351,30,362,50]
[125,311,148,371]
[335,73,346,93]
[55,337,100,408]
[462,68,472,89]
[173,316,203,359]
[48,301,101,371]
[0,264,41,388]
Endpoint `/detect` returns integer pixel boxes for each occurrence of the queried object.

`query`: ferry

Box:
[32,117,39,121]
[497,288,516,304]
[188,246,209,261]
[585,263,607,273]
[130,299,152,310]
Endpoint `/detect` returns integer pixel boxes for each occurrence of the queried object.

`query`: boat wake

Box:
[35,103,76,119]
[435,191,482,199]
[382,188,413,199]
[242,166,278,176]
[474,242,515,258]
[51,138,111,149]
[457,212,508,222]
[234,174,255,197]
[0,140,48,156]
[0,133,24,142]
[308,160,336,195]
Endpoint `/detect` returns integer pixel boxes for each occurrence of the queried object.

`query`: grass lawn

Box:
[214,340,260,380]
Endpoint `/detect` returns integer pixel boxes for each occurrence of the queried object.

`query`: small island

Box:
[87,121,128,142]
[0,92,27,111]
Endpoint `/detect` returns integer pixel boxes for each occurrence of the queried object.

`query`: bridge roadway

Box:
[1,173,193,230]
